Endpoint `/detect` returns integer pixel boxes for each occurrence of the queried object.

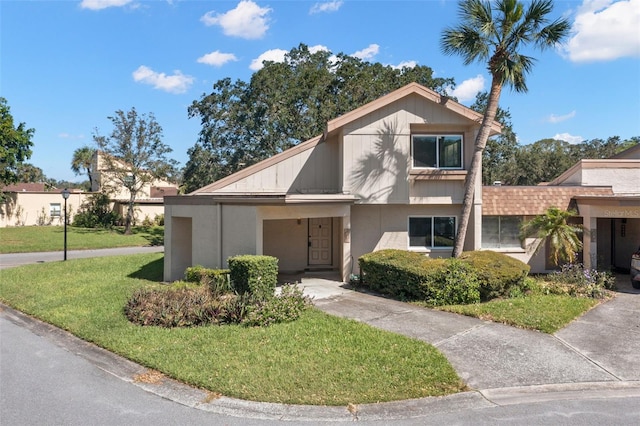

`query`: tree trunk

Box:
[124,193,135,235]
[452,77,503,258]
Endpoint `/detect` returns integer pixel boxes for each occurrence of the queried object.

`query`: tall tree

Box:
[520,207,582,266]
[0,97,35,192]
[15,163,46,183]
[186,43,454,189]
[471,91,519,185]
[93,108,178,234]
[71,145,96,190]
[441,0,570,257]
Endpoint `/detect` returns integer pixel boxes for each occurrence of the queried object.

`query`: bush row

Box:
[127,255,312,328]
[358,249,530,305]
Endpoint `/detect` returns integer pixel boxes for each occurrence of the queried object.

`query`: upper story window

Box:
[412,135,463,169]
[482,216,522,249]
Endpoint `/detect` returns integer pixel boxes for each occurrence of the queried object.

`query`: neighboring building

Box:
[0,151,178,227]
[482,143,640,273]
[91,151,178,223]
[0,184,85,227]
[164,83,502,281]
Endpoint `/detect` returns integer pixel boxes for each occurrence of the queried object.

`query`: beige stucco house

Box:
[164,83,501,281]
[0,151,178,227]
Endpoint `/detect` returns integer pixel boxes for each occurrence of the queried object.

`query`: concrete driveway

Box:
[314,274,640,393]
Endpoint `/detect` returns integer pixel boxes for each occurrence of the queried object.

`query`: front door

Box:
[308,218,332,265]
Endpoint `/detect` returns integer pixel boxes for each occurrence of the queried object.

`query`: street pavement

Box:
[0,246,164,269]
[1,250,640,423]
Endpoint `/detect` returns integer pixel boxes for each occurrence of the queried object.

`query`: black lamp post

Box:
[61,188,70,261]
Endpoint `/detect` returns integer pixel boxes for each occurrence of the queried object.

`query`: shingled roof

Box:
[482,186,614,216]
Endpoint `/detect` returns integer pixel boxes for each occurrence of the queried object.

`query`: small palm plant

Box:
[520,207,583,266]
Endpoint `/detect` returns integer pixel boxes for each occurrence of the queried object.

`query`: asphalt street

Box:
[1,249,640,424]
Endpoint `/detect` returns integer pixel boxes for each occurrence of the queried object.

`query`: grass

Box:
[0,254,464,405]
[432,294,600,334]
[0,225,163,253]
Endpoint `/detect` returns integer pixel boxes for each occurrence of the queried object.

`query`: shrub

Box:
[428,259,481,306]
[125,283,312,328]
[358,249,441,300]
[546,263,615,299]
[73,192,120,228]
[228,255,278,301]
[184,265,232,296]
[124,286,238,327]
[358,249,480,305]
[243,284,313,327]
[458,251,530,301]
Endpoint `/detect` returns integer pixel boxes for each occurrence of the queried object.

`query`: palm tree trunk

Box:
[452,77,502,257]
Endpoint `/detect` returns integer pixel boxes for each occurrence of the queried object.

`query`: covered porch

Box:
[576,196,640,272]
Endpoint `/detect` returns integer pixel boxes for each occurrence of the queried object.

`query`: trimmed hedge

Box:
[358,249,480,305]
[228,255,279,301]
[458,251,530,301]
[359,249,530,305]
[184,265,232,296]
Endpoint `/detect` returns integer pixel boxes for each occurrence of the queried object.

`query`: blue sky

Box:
[2,0,639,182]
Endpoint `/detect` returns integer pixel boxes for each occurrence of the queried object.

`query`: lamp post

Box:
[61,188,70,261]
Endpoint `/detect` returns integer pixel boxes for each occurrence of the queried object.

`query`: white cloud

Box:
[565,0,640,62]
[249,45,329,71]
[80,0,134,10]
[132,65,194,94]
[447,74,485,102]
[546,110,577,123]
[201,1,271,40]
[391,60,418,70]
[250,49,288,71]
[310,1,343,14]
[352,44,379,60]
[309,45,329,54]
[197,51,238,67]
[58,133,85,140]
[554,133,585,144]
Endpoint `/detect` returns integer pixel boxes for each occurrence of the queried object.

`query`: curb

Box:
[2,303,639,422]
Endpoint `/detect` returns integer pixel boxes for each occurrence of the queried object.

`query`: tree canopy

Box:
[183,43,454,193]
[93,108,178,234]
[441,0,570,257]
[71,145,97,191]
[0,97,35,191]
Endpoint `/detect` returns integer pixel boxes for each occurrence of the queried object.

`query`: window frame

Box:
[49,203,61,217]
[408,215,457,250]
[481,215,523,249]
[411,134,464,170]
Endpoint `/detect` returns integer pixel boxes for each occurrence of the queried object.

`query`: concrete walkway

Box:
[2,251,640,422]
[316,284,640,392]
[0,246,164,269]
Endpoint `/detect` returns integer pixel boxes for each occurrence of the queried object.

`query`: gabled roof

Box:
[325,82,502,138]
[193,83,502,195]
[482,186,614,216]
[611,143,640,159]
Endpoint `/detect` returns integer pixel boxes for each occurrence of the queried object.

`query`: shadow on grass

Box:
[128,257,165,282]
[134,226,164,246]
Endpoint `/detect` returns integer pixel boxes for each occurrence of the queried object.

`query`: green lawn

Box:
[0,225,163,253]
[433,294,600,334]
[0,253,464,406]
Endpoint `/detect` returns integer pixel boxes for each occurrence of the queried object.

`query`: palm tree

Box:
[71,146,96,190]
[441,0,570,257]
[520,207,583,266]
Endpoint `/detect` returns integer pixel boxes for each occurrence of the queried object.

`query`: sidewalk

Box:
[315,286,640,391]
[0,246,164,269]
[2,254,639,421]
